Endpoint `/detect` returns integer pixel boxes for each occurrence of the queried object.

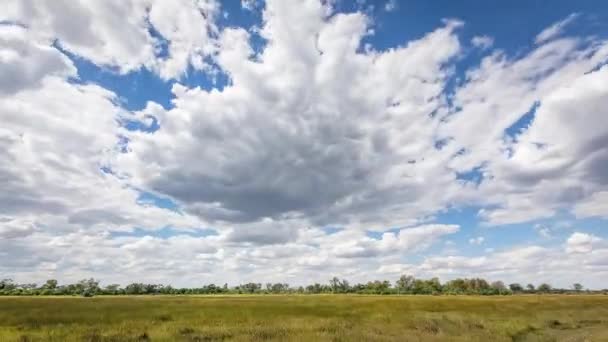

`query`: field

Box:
[1,295,607,341]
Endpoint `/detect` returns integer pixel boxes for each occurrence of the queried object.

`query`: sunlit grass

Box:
[1,295,607,341]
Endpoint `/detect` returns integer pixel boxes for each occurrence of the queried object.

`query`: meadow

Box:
[1,295,607,341]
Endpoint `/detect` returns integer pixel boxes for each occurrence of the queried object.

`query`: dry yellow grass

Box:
[0,295,607,341]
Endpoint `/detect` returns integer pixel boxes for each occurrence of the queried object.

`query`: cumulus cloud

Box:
[480,64,608,224]
[0,25,76,95]
[0,24,204,243]
[224,218,302,245]
[331,224,459,258]
[118,8,608,230]
[380,237,608,288]
[4,0,219,79]
[1,223,458,286]
[440,21,608,225]
[118,1,465,231]
[0,217,36,239]
[573,191,608,219]
[0,230,222,285]
[566,232,601,254]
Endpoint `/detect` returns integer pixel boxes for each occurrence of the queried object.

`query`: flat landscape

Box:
[1,295,607,341]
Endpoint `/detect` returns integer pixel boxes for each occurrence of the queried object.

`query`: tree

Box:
[537,283,552,293]
[267,283,289,294]
[307,283,325,294]
[338,279,350,293]
[396,275,415,294]
[20,283,38,291]
[78,278,100,296]
[104,284,120,295]
[0,279,16,291]
[444,278,491,294]
[509,283,523,293]
[412,279,438,295]
[144,283,160,294]
[490,281,508,294]
[444,278,467,294]
[125,283,144,295]
[366,280,391,294]
[426,278,442,294]
[329,277,341,293]
[43,279,58,290]
[0,275,597,297]
[469,278,490,292]
[241,283,261,294]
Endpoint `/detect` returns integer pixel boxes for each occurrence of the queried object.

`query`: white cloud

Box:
[1,223,459,286]
[469,236,484,245]
[381,237,608,288]
[241,0,258,11]
[535,13,579,44]
[471,35,493,50]
[4,0,219,79]
[0,24,205,242]
[573,191,608,219]
[0,25,76,95]
[146,0,220,79]
[441,24,608,225]
[118,1,465,231]
[566,232,601,254]
[534,224,552,238]
[0,217,36,239]
[384,0,397,12]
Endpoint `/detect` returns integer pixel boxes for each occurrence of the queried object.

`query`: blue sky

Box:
[1,0,608,288]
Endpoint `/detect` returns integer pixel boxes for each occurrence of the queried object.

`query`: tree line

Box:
[0,276,601,297]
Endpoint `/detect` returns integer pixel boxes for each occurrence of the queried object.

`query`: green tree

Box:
[0,279,16,291]
[572,283,583,292]
[338,279,350,293]
[396,275,415,294]
[125,283,144,295]
[329,277,341,293]
[509,283,523,293]
[491,281,508,294]
[104,284,120,295]
[241,283,261,294]
[366,280,391,294]
[537,283,552,293]
[78,278,100,297]
[43,279,58,290]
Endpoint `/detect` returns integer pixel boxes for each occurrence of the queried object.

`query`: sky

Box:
[1,0,608,289]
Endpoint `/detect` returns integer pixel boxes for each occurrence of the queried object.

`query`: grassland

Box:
[0,295,607,341]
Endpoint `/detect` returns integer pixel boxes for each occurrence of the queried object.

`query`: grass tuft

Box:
[155,314,173,322]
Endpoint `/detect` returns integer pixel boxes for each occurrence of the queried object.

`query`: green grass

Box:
[1,295,607,341]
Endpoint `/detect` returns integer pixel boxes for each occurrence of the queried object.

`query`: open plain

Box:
[1,295,607,341]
